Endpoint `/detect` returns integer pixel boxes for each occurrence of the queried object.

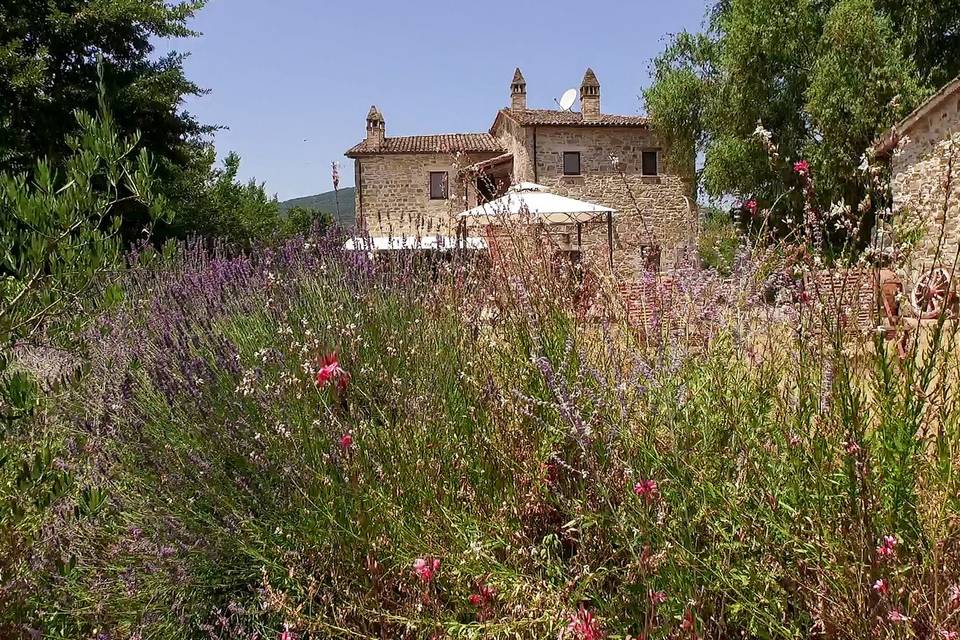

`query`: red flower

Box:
[469,583,495,608]
[744,199,758,215]
[315,353,349,391]
[794,160,810,176]
[566,605,604,640]
[339,433,353,449]
[633,479,660,503]
[279,623,295,640]
[877,535,897,559]
[413,557,440,582]
[845,441,861,455]
[873,579,889,595]
[649,590,668,606]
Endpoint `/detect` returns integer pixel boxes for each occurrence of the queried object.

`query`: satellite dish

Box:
[558,88,577,111]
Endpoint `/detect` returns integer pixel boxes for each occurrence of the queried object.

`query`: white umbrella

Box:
[457,182,616,225]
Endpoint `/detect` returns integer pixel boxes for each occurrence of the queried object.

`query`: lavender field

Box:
[1,225,957,640]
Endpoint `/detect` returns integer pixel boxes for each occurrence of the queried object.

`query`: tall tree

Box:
[0,1,209,169]
[645,0,956,242]
[0,0,218,240]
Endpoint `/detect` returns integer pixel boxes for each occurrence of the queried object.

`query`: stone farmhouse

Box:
[877,76,960,283]
[345,68,697,277]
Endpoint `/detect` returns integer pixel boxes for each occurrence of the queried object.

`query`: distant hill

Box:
[279,187,355,227]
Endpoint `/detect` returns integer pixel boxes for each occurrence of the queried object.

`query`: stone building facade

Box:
[881,76,960,281]
[346,68,696,277]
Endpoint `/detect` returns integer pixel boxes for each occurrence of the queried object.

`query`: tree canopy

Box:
[645,0,960,240]
[0,0,284,246]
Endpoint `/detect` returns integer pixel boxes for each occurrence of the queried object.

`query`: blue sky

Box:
[157,0,709,200]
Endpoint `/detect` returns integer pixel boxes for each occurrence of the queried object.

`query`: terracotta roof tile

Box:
[346,133,504,157]
[498,108,649,128]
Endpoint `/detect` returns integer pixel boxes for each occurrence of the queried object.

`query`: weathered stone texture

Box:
[355,152,499,237]
[493,124,696,278]
[891,93,960,282]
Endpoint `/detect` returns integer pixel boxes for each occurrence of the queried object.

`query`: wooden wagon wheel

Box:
[910,267,953,319]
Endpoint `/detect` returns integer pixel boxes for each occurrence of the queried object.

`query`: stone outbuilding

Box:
[878,76,960,282]
[346,68,698,279]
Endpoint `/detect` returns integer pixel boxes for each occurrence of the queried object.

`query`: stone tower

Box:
[511,68,527,111]
[580,68,600,122]
[366,105,385,147]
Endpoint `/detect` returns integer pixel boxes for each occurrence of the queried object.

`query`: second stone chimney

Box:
[580,68,600,121]
[511,67,527,111]
[365,105,385,147]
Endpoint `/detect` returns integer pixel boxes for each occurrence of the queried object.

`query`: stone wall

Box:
[520,126,696,279]
[891,92,960,283]
[354,152,500,238]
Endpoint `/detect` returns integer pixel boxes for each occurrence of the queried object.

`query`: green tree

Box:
[281,206,333,238]
[0,97,167,417]
[645,0,950,242]
[0,0,214,238]
[169,151,281,247]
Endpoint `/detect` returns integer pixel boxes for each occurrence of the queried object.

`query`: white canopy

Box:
[343,235,487,252]
[458,182,616,225]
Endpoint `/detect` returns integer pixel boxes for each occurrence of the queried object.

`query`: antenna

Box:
[556,88,577,111]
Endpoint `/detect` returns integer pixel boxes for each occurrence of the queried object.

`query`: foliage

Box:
[3,222,958,638]
[0,96,166,416]
[0,97,165,633]
[697,208,742,274]
[166,151,282,247]
[281,206,333,238]
[0,1,210,219]
[644,0,945,239]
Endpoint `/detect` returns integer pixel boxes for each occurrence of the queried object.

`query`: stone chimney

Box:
[511,67,527,111]
[366,105,385,147]
[580,68,600,121]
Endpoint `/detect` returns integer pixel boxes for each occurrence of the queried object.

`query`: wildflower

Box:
[468,584,495,608]
[566,605,604,640]
[939,630,958,640]
[887,610,909,622]
[279,623,295,640]
[315,352,349,391]
[339,433,353,449]
[413,557,440,582]
[633,479,659,503]
[873,579,889,595]
[794,160,810,176]
[845,441,861,455]
[877,535,897,559]
[649,590,667,605]
[744,199,758,216]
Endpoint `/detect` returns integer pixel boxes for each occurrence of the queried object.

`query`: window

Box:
[429,171,448,199]
[562,151,581,176]
[641,150,659,176]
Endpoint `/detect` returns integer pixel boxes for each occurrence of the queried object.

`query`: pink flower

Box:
[566,605,604,640]
[315,353,349,391]
[649,590,668,605]
[633,479,660,503]
[339,433,353,449]
[744,199,758,216]
[888,610,909,622]
[279,623,295,640]
[877,535,898,559]
[413,557,440,582]
[873,579,889,595]
[939,630,958,640]
[845,441,861,454]
[794,160,810,176]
